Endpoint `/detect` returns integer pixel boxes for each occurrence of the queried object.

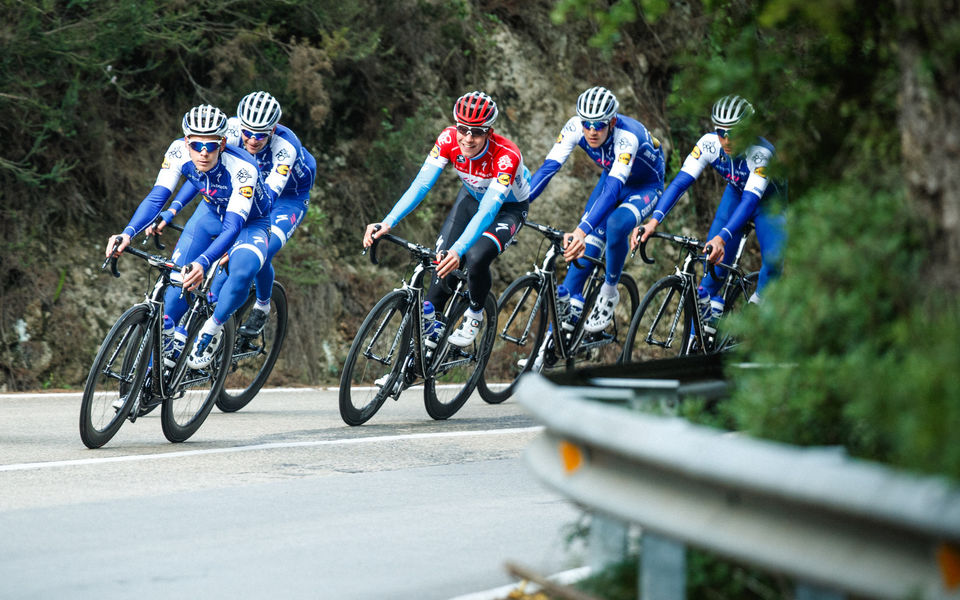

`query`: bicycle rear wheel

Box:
[79,305,153,449]
[217,282,288,412]
[423,292,497,420]
[621,275,692,363]
[573,273,640,369]
[339,290,412,426]
[477,274,547,404]
[160,318,235,442]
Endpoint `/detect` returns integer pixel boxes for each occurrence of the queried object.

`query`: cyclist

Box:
[105,104,272,369]
[159,91,317,337]
[527,86,664,332]
[363,90,531,346]
[635,95,786,316]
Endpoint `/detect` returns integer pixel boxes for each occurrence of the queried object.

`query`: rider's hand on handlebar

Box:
[631,219,659,251]
[363,222,391,248]
[705,234,726,264]
[179,261,205,291]
[563,228,587,262]
[105,233,131,259]
[146,209,177,237]
[435,249,461,279]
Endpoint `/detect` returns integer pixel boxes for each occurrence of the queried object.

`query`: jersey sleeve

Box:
[383,130,452,226]
[743,144,773,199]
[262,135,299,199]
[607,128,641,184]
[650,133,717,222]
[153,139,189,192]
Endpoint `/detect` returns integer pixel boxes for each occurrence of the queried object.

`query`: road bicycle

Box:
[339,232,496,425]
[148,224,288,413]
[620,224,758,363]
[477,220,639,404]
[79,243,234,448]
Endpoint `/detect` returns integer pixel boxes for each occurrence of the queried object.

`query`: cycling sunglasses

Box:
[242,128,272,141]
[582,120,609,131]
[715,127,731,139]
[187,140,222,153]
[456,124,490,137]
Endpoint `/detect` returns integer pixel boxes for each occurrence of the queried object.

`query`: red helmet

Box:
[453,91,498,127]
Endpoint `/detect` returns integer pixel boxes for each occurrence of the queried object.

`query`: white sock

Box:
[200,317,223,339]
[600,282,619,298]
[464,308,483,321]
[254,300,271,315]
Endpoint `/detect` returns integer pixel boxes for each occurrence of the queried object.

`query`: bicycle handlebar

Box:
[365,228,467,282]
[523,220,603,270]
[637,232,734,279]
[146,218,185,251]
[102,239,183,279]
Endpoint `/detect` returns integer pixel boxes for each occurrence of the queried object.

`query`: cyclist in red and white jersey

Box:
[363,91,531,346]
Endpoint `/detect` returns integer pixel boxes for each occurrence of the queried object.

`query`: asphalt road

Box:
[0,387,584,599]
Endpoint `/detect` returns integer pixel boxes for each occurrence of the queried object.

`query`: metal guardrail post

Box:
[641,532,685,600]
[588,513,628,572]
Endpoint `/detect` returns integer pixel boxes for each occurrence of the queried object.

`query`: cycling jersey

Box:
[225,118,315,205]
[384,127,531,257]
[653,133,782,243]
[122,140,270,271]
[529,114,665,235]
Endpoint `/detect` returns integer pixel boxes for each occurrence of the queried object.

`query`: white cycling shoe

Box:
[187,330,222,370]
[583,290,619,332]
[448,314,482,347]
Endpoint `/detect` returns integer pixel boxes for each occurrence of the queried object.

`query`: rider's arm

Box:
[527,117,582,202]
[194,212,245,271]
[449,185,508,257]
[261,133,299,201]
[382,160,444,226]
[122,185,174,237]
[650,133,716,222]
[718,146,773,242]
[168,180,200,214]
[577,128,640,234]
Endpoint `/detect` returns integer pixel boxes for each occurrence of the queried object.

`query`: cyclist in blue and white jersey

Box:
[636,95,786,311]
[105,104,272,369]
[528,86,665,332]
[162,91,317,337]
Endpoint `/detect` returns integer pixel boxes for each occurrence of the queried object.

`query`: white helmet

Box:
[576,86,619,122]
[182,105,228,137]
[712,95,753,128]
[237,91,282,131]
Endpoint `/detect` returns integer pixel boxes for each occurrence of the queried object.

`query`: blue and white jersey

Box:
[529,114,665,234]
[225,118,316,205]
[652,133,781,243]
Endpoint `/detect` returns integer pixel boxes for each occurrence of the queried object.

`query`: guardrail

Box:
[516,372,960,599]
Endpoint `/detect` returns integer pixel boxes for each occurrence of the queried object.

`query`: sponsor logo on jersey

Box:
[236,168,253,183]
[276,164,290,175]
[497,155,513,170]
[161,158,170,169]
[691,145,702,159]
[495,222,510,233]
[430,145,441,159]
[239,186,253,198]
[438,130,453,145]
[751,151,768,166]
[456,154,466,163]
[276,148,290,161]
[556,133,564,144]
[618,153,632,165]
[253,235,267,247]
[617,137,632,150]
[702,141,718,155]
[497,173,511,186]
[754,166,767,178]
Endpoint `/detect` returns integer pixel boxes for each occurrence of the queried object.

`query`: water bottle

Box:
[556,285,572,331]
[568,295,584,327]
[161,315,175,347]
[165,324,189,367]
[422,301,439,349]
[709,295,725,327]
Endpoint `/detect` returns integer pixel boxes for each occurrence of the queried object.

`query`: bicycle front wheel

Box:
[339,290,412,426]
[423,292,497,420]
[218,282,289,413]
[79,305,153,449]
[477,274,547,404]
[574,273,640,369]
[621,275,691,363]
[160,318,235,442]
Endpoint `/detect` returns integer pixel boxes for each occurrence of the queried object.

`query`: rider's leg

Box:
[163,203,221,324]
[753,187,787,299]
[424,188,475,311]
[604,185,660,288]
[699,184,742,297]
[254,199,307,307]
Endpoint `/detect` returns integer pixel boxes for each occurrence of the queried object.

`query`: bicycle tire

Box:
[573,273,640,369]
[339,290,412,426]
[160,317,235,442]
[79,305,153,449]
[621,275,692,364]
[217,282,289,413]
[423,292,497,420]
[477,274,547,404]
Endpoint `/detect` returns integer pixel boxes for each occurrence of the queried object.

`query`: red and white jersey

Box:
[425,127,530,203]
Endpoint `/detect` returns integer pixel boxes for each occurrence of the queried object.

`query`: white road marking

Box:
[0,427,544,472]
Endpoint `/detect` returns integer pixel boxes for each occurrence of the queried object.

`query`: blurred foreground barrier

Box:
[517,371,960,600]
